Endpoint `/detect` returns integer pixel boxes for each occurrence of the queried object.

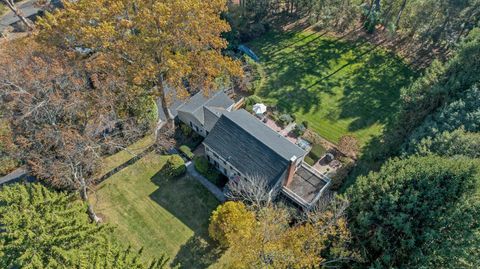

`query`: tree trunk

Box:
[79,178,101,223]
[2,0,35,31]
[155,75,175,139]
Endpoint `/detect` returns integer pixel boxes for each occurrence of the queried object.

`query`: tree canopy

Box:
[209,200,357,268]
[347,156,480,268]
[37,0,242,132]
[0,183,168,269]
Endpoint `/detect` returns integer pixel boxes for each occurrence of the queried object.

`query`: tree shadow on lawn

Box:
[172,235,223,269]
[251,31,415,134]
[338,51,416,132]
[149,172,222,269]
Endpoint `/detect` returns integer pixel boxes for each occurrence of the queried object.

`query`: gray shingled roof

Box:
[176,90,234,125]
[203,109,306,185]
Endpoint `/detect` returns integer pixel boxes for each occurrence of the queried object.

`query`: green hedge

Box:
[304,155,315,166]
[309,144,326,161]
[193,156,222,185]
[163,155,186,178]
[179,145,194,159]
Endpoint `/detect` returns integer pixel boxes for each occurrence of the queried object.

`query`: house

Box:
[0,0,62,34]
[177,90,331,209]
[176,90,235,137]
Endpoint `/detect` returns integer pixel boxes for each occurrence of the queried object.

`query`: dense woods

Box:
[0,0,479,268]
[227,0,479,63]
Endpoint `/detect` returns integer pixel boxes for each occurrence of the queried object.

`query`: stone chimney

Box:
[284,155,297,187]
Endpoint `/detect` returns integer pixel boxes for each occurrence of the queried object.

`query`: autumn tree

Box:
[37,0,242,139]
[209,201,357,268]
[0,38,146,222]
[208,201,256,248]
[0,183,168,269]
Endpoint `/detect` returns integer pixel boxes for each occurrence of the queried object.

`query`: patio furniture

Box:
[253,103,267,115]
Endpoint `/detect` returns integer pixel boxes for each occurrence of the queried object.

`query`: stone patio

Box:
[263,117,298,144]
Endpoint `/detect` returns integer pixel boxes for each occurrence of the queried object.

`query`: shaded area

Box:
[92,152,221,268]
[171,235,223,269]
[149,171,221,268]
[248,31,415,145]
[95,145,154,184]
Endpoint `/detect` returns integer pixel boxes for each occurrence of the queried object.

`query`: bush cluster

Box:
[179,145,194,159]
[193,156,222,185]
[163,155,186,178]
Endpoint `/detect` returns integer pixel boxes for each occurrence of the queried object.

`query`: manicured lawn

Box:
[92,151,221,268]
[248,30,415,146]
[97,135,154,178]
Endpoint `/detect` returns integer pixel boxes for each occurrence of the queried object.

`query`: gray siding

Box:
[177,111,206,137]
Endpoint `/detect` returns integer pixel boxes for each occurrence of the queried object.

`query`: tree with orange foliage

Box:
[37,0,243,138]
[209,199,358,268]
[0,38,145,222]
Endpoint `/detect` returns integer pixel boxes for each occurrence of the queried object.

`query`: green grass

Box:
[97,135,154,178]
[92,151,221,268]
[248,30,415,147]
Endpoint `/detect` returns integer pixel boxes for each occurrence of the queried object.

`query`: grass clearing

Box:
[92,150,221,268]
[248,30,415,147]
[97,135,154,178]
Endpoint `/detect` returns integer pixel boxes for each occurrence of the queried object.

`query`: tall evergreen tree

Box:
[0,183,168,269]
[347,156,480,268]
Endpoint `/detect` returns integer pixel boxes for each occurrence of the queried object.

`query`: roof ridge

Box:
[222,111,297,161]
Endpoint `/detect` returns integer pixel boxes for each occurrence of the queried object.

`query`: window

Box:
[223,160,226,165]
[224,168,227,174]
[206,131,209,136]
[207,156,210,162]
[190,122,193,127]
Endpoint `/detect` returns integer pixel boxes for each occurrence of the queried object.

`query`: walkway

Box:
[185,161,226,202]
[0,167,35,185]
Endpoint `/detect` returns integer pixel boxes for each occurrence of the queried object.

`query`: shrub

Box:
[338,135,359,158]
[309,144,327,161]
[304,155,315,166]
[179,145,194,159]
[245,95,262,112]
[278,114,293,127]
[293,124,306,137]
[194,156,222,185]
[302,120,309,128]
[163,155,186,177]
[194,156,209,175]
[180,123,193,137]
